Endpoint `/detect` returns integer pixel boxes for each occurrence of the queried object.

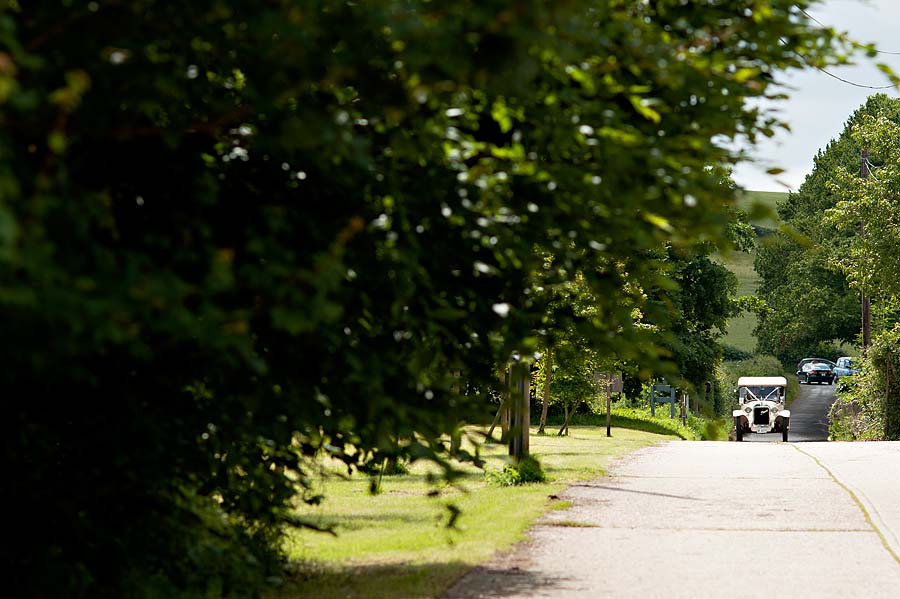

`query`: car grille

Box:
[753,407,769,425]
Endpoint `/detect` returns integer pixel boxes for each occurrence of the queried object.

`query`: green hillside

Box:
[721,190,789,353]
[737,189,785,228]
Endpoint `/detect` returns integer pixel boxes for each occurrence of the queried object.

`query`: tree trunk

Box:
[486,366,509,442]
[538,347,552,434]
[486,397,508,441]
[557,403,570,436]
[450,370,462,453]
[508,361,530,460]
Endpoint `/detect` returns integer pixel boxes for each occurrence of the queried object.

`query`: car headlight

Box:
[744,407,752,414]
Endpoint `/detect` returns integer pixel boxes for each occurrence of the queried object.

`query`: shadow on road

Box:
[444,564,572,599]
[570,483,697,501]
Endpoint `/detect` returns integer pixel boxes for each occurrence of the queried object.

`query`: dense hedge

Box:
[831,325,900,440]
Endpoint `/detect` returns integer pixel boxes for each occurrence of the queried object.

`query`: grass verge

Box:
[567,407,731,441]
[273,426,673,599]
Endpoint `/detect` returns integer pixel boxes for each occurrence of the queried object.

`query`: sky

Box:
[731,0,900,192]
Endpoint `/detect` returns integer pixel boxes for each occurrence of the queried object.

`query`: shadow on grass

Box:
[303,510,441,531]
[273,560,570,599]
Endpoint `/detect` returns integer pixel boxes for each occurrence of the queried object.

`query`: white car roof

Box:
[737,376,787,387]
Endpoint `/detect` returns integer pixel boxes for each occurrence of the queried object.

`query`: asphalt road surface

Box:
[444,384,900,599]
[444,441,900,599]
[744,379,838,443]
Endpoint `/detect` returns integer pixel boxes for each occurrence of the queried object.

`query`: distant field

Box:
[721,190,788,353]
[736,190,786,228]
[720,249,758,353]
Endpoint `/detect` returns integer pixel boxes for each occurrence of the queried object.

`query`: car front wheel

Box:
[782,418,790,442]
[735,417,743,442]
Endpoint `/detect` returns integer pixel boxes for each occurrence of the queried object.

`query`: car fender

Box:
[779,409,790,419]
[732,409,745,418]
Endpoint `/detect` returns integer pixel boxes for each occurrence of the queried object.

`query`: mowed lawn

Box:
[275,427,675,599]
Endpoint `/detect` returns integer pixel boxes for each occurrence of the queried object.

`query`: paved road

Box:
[744,379,837,443]
[445,441,900,599]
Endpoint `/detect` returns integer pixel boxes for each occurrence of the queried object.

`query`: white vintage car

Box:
[732,376,790,442]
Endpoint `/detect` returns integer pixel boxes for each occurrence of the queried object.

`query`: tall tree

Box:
[826,110,900,439]
[755,95,900,364]
[645,244,739,409]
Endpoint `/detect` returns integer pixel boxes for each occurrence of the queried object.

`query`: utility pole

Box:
[861,149,871,354]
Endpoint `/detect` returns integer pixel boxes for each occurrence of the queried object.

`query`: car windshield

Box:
[739,386,782,402]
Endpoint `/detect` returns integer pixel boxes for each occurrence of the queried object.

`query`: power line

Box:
[776,34,899,90]
[797,6,900,55]
[812,65,898,89]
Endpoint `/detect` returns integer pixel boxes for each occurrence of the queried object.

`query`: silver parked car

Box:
[732,376,790,442]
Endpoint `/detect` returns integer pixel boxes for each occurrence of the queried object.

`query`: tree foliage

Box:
[648,245,738,412]
[827,111,900,302]
[754,95,900,364]
[0,1,860,596]
[830,324,900,441]
[825,106,900,440]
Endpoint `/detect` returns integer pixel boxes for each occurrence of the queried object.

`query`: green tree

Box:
[646,245,738,413]
[828,112,900,303]
[0,2,866,596]
[755,95,900,364]
[826,110,900,439]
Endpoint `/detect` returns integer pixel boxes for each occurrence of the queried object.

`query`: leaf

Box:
[643,213,673,232]
[733,67,760,83]
[491,99,513,133]
[629,96,661,124]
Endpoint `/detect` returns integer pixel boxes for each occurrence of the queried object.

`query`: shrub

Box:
[829,370,884,440]
[359,457,410,476]
[516,456,548,483]
[831,325,900,440]
[721,345,754,362]
[484,456,547,486]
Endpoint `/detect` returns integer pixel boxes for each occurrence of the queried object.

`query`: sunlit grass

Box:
[275,426,673,599]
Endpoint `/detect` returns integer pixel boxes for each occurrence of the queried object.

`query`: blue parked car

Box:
[833,356,860,381]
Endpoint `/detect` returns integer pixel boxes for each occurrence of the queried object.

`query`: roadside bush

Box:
[831,325,900,440]
[567,408,724,440]
[718,357,763,405]
[829,375,883,441]
[722,345,754,361]
[717,354,799,406]
[870,326,900,439]
[484,456,547,486]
